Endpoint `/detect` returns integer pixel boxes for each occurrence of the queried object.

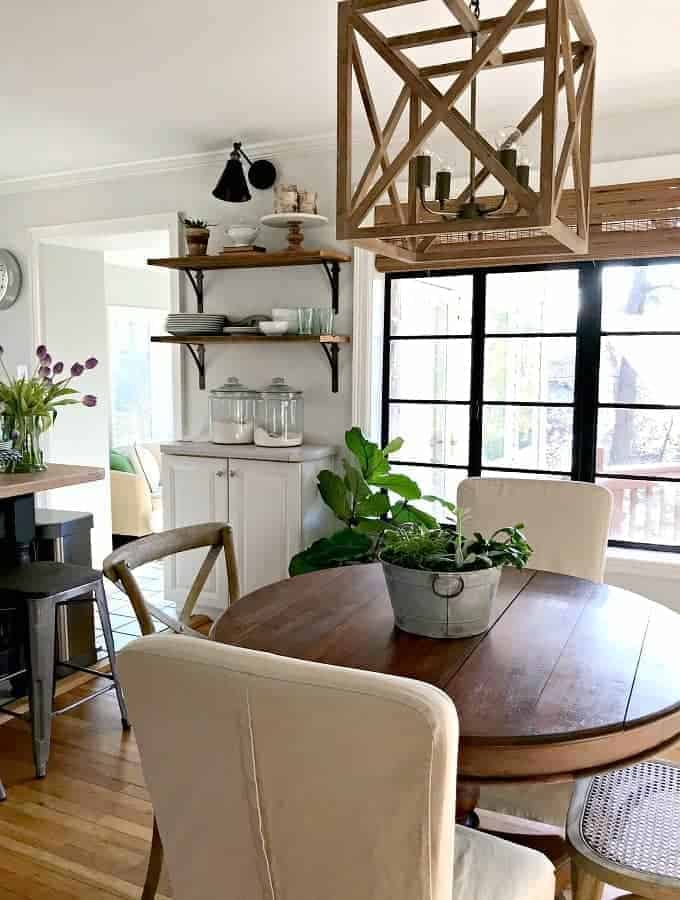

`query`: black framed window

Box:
[382,258,680,551]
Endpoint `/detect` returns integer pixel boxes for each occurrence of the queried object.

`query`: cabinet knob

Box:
[229,469,237,478]
[216,470,226,478]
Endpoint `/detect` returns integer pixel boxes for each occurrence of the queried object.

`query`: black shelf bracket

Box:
[322,261,340,314]
[184,343,206,390]
[321,343,340,393]
[184,269,205,313]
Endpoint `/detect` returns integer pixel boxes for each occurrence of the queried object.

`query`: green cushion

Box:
[110,449,135,474]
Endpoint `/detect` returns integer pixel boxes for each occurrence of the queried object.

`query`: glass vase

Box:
[9,416,48,473]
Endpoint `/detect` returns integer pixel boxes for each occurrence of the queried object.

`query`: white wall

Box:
[0,147,353,449]
[104,262,170,310]
[38,243,113,564]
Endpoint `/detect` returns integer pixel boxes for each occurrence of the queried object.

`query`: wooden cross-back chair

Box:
[102,522,240,639]
[103,523,241,899]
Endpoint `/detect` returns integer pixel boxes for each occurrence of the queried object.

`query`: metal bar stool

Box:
[0,560,129,778]
[567,760,680,900]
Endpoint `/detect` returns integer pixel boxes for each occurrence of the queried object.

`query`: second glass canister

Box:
[254,377,304,447]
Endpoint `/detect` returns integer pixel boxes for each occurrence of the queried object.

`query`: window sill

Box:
[606,546,680,580]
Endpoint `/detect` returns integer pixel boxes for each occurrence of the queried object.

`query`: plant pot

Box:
[380,559,501,639]
[185,227,210,256]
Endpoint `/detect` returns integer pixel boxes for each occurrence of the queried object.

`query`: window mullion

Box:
[468,271,486,477]
[381,275,393,448]
[573,263,602,482]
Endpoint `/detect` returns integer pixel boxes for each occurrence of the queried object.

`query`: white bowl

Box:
[259,321,289,336]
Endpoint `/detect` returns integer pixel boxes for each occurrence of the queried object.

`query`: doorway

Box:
[30,214,182,566]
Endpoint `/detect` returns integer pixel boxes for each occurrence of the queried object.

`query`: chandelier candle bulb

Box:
[435,170,452,206]
[415,155,432,190]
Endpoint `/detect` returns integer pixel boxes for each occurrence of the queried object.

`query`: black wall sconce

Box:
[212,142,277,203]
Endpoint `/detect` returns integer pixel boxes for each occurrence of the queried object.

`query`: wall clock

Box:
[0,250,22,310]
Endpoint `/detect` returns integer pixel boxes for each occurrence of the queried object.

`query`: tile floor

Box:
[95,559,171,657]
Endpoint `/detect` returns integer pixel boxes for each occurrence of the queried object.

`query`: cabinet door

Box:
[228,459,301,595]
[162,455,229,618]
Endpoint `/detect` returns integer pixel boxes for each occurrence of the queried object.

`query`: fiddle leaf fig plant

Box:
[289,427,457,576]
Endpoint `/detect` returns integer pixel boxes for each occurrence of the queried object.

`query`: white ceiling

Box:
[2,1,680,182]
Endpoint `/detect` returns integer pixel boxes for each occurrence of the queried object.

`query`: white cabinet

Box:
[161,444,336,620]
[227,459,301,597]
[162,454,229,615]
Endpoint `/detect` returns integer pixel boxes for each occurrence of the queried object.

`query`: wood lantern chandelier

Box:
[336,0,597,266]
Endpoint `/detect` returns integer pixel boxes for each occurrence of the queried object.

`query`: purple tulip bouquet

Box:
[0,345,98,472]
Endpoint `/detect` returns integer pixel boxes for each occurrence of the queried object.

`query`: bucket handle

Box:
[431,574,464,599]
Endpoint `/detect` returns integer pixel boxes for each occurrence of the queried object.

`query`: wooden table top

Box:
[0,464,105,499]
[213,563,680,783]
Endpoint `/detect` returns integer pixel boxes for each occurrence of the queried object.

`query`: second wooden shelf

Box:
[151,334,351,392]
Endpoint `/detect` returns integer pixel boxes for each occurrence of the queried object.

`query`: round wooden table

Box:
[212,563,680,890]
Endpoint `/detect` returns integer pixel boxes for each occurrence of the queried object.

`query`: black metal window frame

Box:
[382,256,680,553]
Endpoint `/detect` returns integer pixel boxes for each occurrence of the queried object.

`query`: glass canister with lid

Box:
[254,377,304,447]
[209,377,257,444]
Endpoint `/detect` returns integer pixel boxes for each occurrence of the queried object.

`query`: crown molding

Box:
[0,133,337,197]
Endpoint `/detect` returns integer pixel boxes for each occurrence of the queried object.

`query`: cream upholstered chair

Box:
[457,477,613,829]
[457,478,613,583]
[118,633,555,900]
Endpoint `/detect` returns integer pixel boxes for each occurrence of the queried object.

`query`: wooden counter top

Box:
[0,464,104,500]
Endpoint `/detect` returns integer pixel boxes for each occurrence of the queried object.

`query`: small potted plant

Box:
[379,518,532,639]
[183,218,213,256]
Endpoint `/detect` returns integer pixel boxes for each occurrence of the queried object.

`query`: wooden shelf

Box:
[147,249,350,272]
[152,334,351,392]
[151,334,350,345]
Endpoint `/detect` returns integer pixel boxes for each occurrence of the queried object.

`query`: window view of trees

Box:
[597,264,680,546]
[384,261,680,549]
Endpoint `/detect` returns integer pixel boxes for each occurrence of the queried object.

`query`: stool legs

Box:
[27,596,56,778]
[94,580,130,730]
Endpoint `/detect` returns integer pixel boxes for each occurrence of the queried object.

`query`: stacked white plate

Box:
[166,314,226,335]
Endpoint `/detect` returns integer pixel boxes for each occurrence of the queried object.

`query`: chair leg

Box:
[94,580,130,730]
[26,595,57,778]
[142,816,164,900]
[571,861,604,900]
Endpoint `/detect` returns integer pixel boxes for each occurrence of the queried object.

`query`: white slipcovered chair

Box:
[118,633,555,900]
[457,477,613,828]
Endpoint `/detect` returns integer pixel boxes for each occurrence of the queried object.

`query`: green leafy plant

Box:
[182,218,213,229]
[380,518,532,573]
[289,427,456,576]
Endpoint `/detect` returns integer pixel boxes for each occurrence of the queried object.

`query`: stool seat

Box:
[0,561,101,597]
[567,760,680,898]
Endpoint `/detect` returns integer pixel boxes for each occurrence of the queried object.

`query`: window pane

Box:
[108,306,173,447]
[486,269,579,334]
[601,263,680,332]
[599,336,680,406]
[389,403,469,466]
[482,405,573,472]
[391,464,464,520]
[485,337,576,403]
[597,409,680,473]
[599,478,680,547]
[390,339,471,401]
[391,275,473,336]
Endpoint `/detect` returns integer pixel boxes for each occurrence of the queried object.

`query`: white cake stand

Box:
[260,213,328,253]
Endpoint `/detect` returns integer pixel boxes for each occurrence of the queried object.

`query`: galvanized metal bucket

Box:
[380,560,501,639]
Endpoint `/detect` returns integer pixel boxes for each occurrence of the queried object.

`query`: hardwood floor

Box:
[0,677,669,899]
[0,677,170,899]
